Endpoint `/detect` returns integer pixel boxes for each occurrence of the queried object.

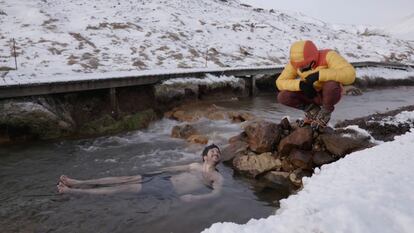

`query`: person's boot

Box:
[311,107,332,130]
[299,104,321,127]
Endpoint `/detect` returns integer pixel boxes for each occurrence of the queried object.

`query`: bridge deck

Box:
[0,62,412,99]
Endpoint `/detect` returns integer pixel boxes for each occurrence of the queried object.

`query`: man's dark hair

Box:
[201,144,220,161]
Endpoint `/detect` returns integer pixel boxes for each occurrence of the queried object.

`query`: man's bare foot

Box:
[57,182,70,194]
[60,175,81,187]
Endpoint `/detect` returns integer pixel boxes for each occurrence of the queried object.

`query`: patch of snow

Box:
[376,110,414,126]
[356,67,414,80]
[343,125,383,144]
[203,130,414,233]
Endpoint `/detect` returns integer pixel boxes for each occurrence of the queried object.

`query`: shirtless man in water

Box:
[57,144,223,202]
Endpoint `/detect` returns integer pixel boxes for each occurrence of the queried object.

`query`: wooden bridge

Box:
[0,61,413,99]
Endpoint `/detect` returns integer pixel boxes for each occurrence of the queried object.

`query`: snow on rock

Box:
[162,74,243,89]
[343,125,383,144]
[356,67,414,80]
[376,110,414,126]
[0,0,413,83]
[203,130,414,233]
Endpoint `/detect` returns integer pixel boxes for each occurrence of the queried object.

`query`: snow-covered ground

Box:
[0,65,274,86]
[203,126,414,233]
[356,67,414,80]
[0,0,413,82]
[1,65,412,87]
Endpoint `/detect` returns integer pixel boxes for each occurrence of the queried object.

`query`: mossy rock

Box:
[0,100,74,140]
[81,109,158,136]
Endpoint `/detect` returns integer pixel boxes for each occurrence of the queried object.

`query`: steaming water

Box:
[1,86,414,233]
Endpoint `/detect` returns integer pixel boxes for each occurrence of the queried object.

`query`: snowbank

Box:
[356,67,414,80]
[203,130,414,233]
[377,110,414,126]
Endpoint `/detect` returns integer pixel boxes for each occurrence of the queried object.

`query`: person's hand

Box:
[299,81,317,99]
[180,194,199,202]
[305,72,319,86]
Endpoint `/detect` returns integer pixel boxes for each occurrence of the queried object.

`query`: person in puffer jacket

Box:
[276,40,356,129]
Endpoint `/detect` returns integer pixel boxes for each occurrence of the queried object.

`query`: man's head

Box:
[290,40,319,71]
[201,144,221,165]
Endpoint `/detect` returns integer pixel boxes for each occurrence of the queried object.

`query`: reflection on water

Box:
[1,86,414,233]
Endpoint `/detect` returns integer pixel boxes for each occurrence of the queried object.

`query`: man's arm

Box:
[276,63,301,92]
[318,51,356,85]
[180,173,224,202]
[159,163,194,173]
[143,163,197,176]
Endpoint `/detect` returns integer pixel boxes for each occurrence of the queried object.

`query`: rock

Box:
[342,85,363,96]
[312,140,324,152]
[278,127,313,157]
[154,83,198,104]
[165,104,254,123]
[166,110,199,122]
[279,117,292,131]
[82,110,158,136]
[187,134,208,144]
[313,151,336,166]
[0,99,74,140]
[232,152,282,178]
[228,132,248,144]
[206,111,227,121]
[263,171,293,192]
[320,132,372,157]
[289,169,313,187]
[221,140,249,162]
[289,149,313,170]
[171,124,197,139]
[227,111,255,123]
[244,120,281,153]
[280,158,296,172]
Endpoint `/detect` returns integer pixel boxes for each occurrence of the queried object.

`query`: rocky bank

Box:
[166,103,414,197]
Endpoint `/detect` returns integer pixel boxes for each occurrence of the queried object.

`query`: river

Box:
[1,86,414,233]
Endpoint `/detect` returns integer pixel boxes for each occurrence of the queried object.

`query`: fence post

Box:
[13,38,17,70]
[205,47,208,67]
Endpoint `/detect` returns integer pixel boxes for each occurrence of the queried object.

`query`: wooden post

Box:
[109,88,119,118]
[13,38,17,70]
[205,47,208,67]
[251,75,256,97]
[242,75,256,97]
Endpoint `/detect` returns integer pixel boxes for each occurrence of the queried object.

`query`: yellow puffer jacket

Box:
[276,40,356,92]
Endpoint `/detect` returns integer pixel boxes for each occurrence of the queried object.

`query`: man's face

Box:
[204,148,221,165]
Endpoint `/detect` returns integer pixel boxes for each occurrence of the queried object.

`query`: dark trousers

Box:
[277,81,342,112]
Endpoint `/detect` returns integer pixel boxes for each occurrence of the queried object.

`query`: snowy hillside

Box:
[0,0,413,80]
[386,14,414,41]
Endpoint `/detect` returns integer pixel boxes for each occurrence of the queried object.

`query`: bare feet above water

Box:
[60,175,80,187]
[57,182,70,194]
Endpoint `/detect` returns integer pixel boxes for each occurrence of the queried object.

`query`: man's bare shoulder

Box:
[188,162,203,171]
